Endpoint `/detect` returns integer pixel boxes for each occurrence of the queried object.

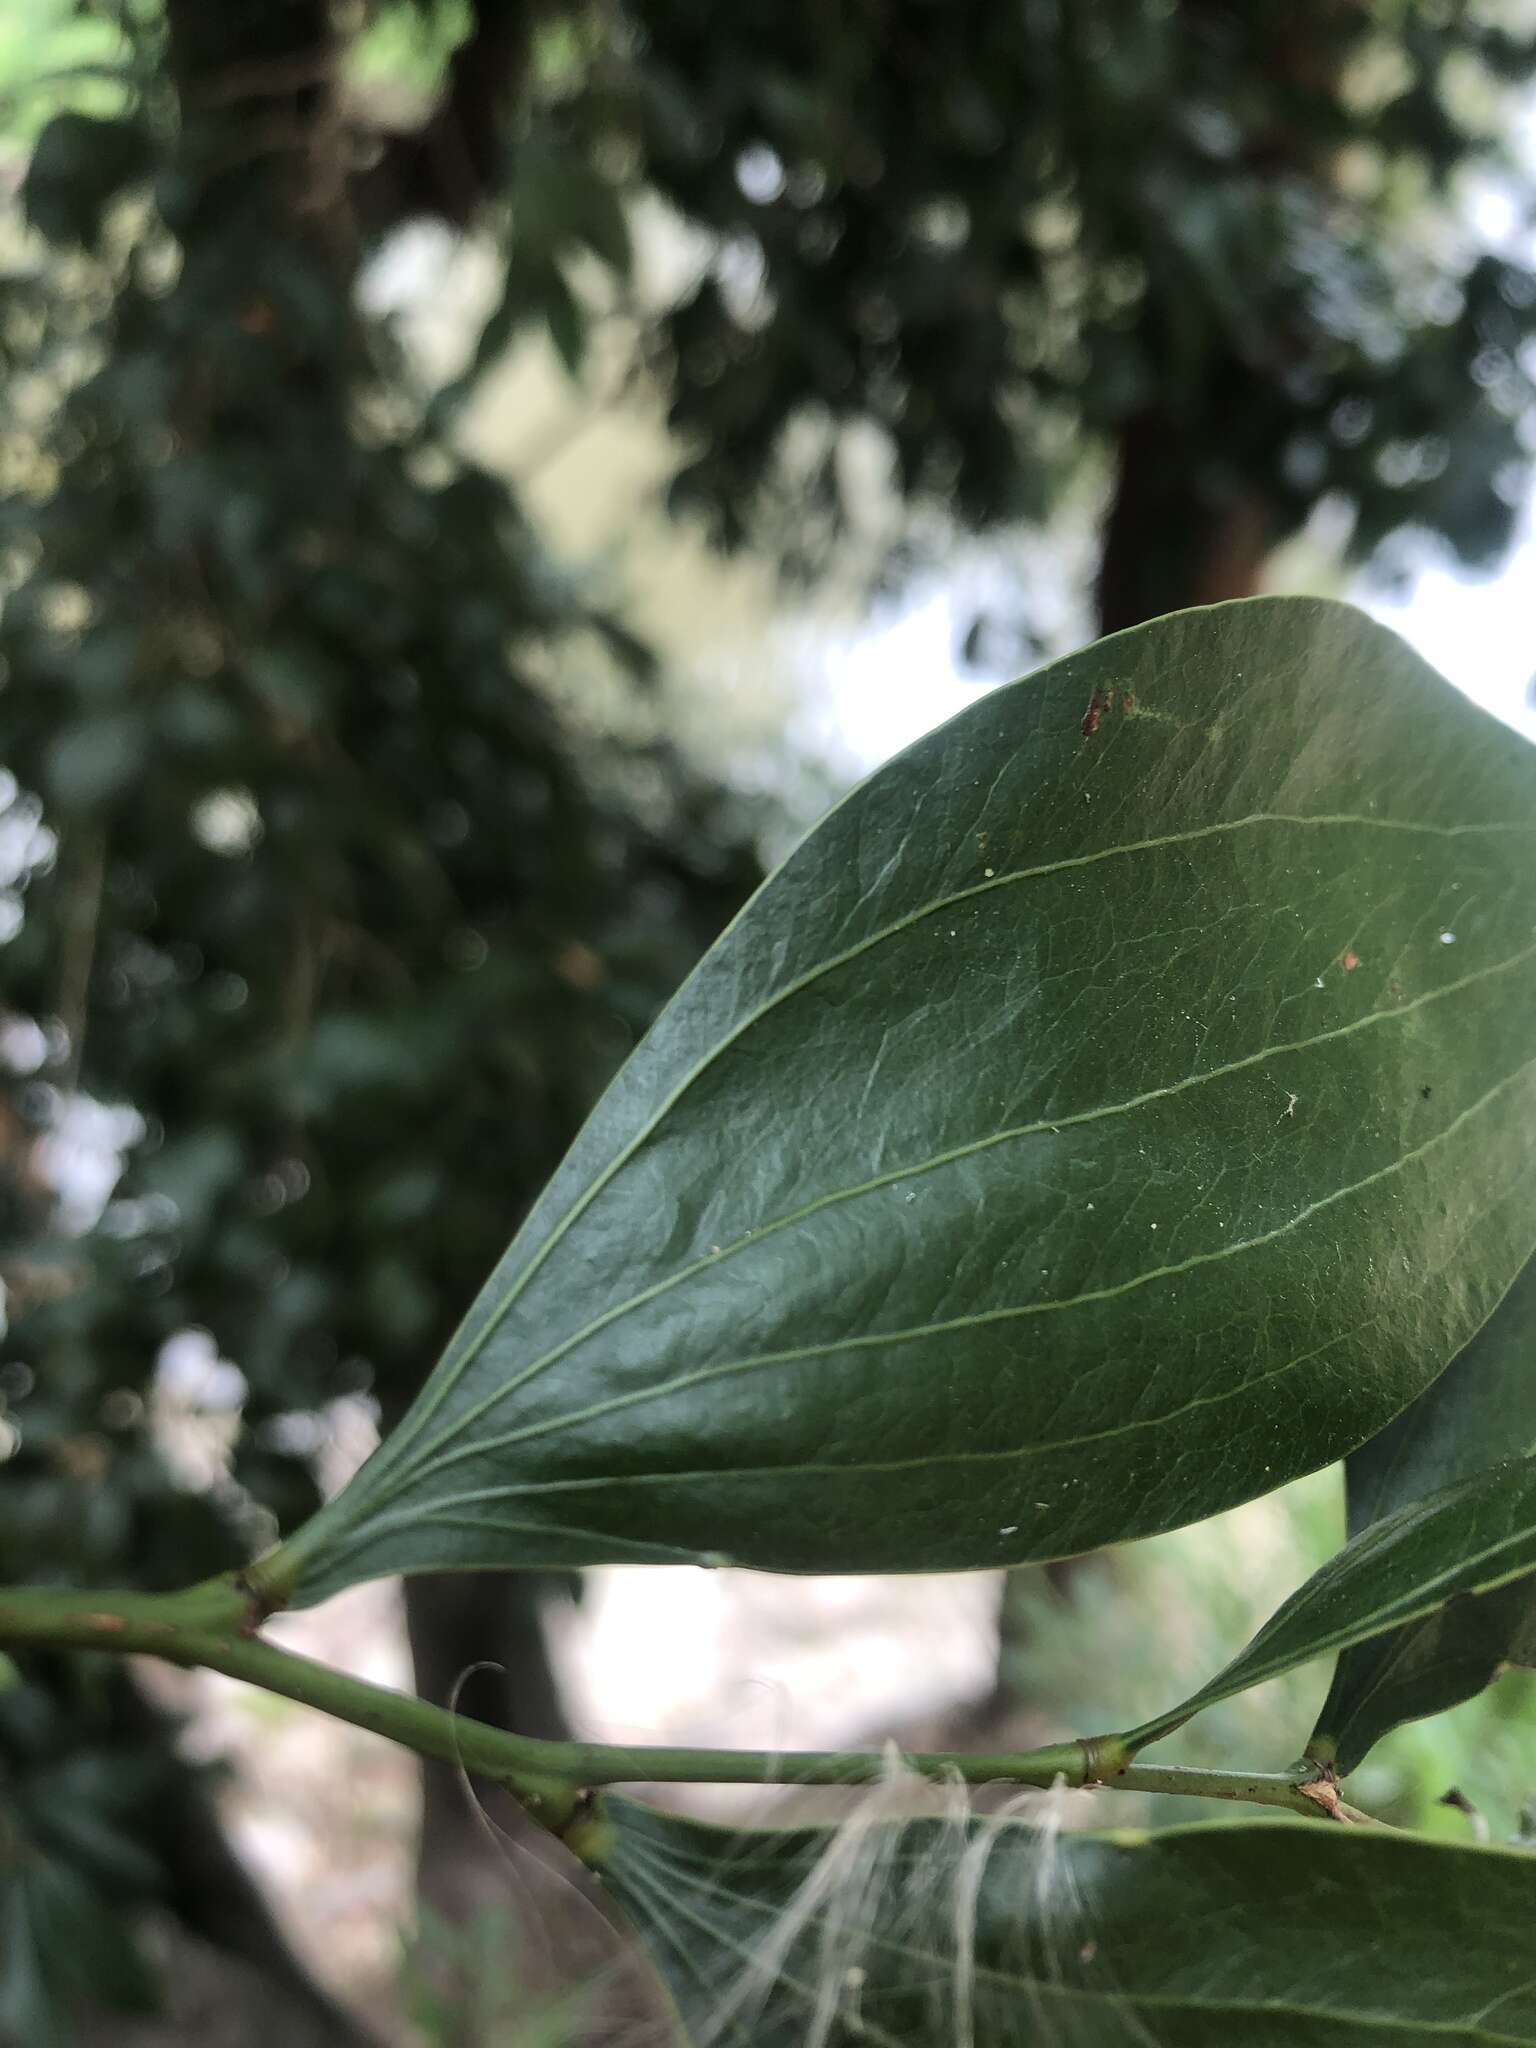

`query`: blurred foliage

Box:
[415,0,1536,619]
[402,1905,584,2048]
[3,0,1536,2037]
[0,0,126,141]
[0,2,758,2035]
[0,1664,167,2047]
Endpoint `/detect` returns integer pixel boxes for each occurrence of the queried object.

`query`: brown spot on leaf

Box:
[1341,949,1360,972]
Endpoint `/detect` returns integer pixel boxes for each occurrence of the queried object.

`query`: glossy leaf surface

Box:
[1308,1252,1536,1773]
[593,1796,1536,2046]
[271,597,1536,1605]
[1128,1454,1536,1749]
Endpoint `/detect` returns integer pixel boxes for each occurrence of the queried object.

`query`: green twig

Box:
[0,1580,1351,1828]
[0,1580,579,1820]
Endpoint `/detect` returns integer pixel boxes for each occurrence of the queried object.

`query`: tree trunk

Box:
[401,1571,667,2042]
[1095,400,1274,636]
[403,1569,572,1919]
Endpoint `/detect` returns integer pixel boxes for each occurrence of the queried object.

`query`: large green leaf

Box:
[1307,1252,1536,1775]
[589,1795,1536,2045]
[1123,1455,1536,1751]
[266,596,1536,1606]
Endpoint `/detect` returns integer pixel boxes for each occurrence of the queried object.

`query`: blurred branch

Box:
[187,47,339,109]
[355,0,536,231]
[57,826,103,1093]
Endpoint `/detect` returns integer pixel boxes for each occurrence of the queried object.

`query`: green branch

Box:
[0,1580,580,1822]
[0,1580,1351,1829]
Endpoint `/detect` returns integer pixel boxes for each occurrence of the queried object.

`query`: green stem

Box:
[553,1750,1338,1818]
[1110,1762,1340,1817]
[0,1582,1341,1827]
[555,1739,1101,1791]
[0,1580,580,1823]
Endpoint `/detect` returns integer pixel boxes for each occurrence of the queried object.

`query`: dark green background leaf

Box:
[1309,1253,1536,1774]
[1128,1454,1536,1751]
[269,597,1536,1606]
[592,1796,1536,2046]
[0,1854,159,2048]
[21,112,152,250]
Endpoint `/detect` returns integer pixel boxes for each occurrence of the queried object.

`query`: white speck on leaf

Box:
[999,1525,1019,1536]
[1440,931,1456,945]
